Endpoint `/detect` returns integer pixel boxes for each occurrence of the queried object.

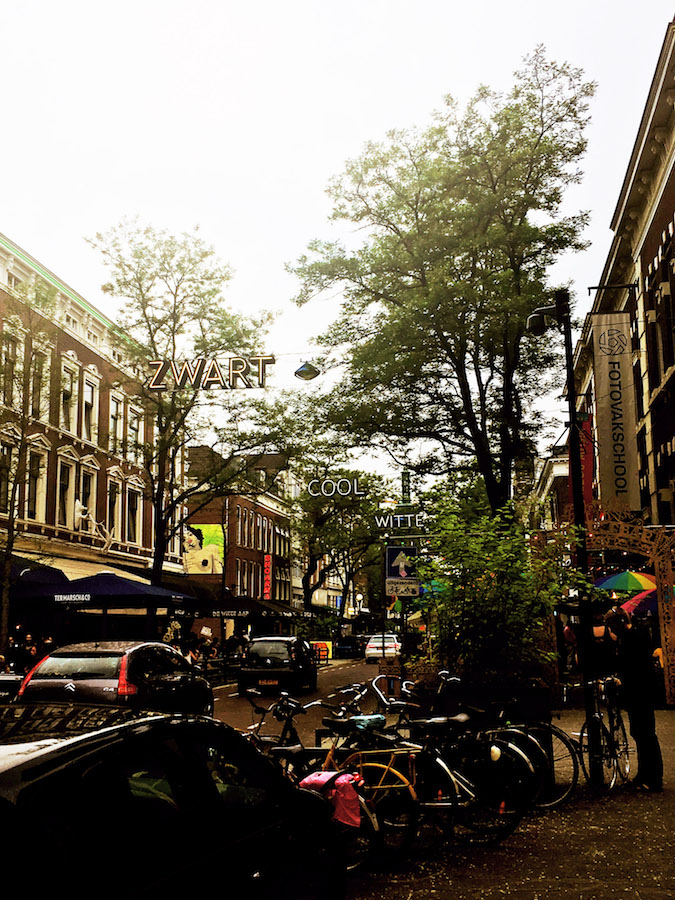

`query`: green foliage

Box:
[418,494,591,685]
[88,219,285,581]
[290,47,596,512]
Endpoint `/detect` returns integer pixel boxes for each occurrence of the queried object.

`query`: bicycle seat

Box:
[409,713,470,733]
[268,743,305,756]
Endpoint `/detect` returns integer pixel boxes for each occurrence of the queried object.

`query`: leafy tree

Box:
[0,281,58,651]
[417,489,591,686]
[290,462,390,624]
[290,48,596,513]
[88,219,289,584]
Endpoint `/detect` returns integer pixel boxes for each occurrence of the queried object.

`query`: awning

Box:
[13,552,150,582]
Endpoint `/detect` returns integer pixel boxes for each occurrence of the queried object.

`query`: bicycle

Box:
[577,676,631,789]
[376,672,551,811]
[242,690,381,870]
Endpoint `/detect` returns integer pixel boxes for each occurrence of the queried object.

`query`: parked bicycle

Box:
[576,676,631,789]
[242,689,381,870]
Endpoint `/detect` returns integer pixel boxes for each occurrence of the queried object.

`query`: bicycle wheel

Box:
[611,713,631,782]
[579,720,618,790]
[338,789,382,872]
[343,760,419,854]
[487,727,549,808]
[526,722,579,808]
[450,738,528,844]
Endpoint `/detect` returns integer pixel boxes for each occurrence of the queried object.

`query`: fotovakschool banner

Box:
[592,312,640,510]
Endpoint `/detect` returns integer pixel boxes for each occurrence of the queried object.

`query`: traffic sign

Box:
[385,578,421,597]
[385,546,417,579]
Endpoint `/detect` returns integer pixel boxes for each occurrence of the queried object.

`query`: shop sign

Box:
[54,592,92,604]
[263,554,273,600]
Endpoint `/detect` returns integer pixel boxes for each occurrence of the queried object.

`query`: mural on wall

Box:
[183,525,224,574]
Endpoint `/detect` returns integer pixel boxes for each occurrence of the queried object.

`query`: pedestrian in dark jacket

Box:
[606,608,663,792]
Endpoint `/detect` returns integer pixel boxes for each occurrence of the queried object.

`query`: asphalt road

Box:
[213,657,378,739]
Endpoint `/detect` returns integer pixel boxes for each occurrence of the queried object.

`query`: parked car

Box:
[365,633,402,663]
[0,704,345,899]
[238,636,318,695]
[335,635,366,659]
[17,640,214,716]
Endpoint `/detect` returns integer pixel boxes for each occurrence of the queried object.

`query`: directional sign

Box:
[385,546,419,596]
[386,547,417,579]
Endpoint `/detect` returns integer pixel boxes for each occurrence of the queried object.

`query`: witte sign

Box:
[147,356,275,391]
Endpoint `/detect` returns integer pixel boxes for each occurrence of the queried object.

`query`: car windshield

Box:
[247,642,291,662]
[35,655,121,679]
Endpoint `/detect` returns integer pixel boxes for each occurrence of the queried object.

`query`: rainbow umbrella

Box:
[594,571,656,592]
[621,588,658,616]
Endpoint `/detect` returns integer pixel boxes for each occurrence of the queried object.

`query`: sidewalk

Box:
[347,707,675,899]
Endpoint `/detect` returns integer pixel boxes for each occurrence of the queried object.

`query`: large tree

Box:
[290,48,595,512]
[88,220,290,584]
[290,462,389,622]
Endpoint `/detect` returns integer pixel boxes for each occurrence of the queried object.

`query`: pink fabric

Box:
[300,770,362,828]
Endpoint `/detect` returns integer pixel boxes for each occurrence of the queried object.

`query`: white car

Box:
[365,633,401,663]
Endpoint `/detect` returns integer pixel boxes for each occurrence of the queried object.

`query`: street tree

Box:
[290,461,390,627]
[417,485,592,686]
[88,219,288,585]
[290,48,596,513]
[0,281,58,652]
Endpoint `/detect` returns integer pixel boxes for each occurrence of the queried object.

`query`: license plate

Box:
[259,679,279,686]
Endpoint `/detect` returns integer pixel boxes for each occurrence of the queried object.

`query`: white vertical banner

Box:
[592,312,640,510]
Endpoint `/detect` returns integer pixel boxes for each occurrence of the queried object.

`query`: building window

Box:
[82,379,99,443]
[127,408,142,464]
[30,352,47,420]
[60,365,78,433]
[0,443,12,513]
[107,479,121,538]
[127,489,140,544]
[109,396,123,454]
[57,461,74,528]
[2,335,17,407]
[7,272,21,290]
[79,469,96,532]
[26,451,46,522]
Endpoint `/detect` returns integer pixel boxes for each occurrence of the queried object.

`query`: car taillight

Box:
[17,656,49,696]
[117,654,138,697]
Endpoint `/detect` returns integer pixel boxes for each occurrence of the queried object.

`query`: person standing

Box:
[607,608,663,792]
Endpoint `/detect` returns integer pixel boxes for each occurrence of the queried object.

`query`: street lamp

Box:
[294,361,321,381]
[527,289,604,787]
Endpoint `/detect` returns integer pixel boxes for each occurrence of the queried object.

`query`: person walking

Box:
[606,607,663,792]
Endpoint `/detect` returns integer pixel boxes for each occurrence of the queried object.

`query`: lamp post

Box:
[527,289,604,787]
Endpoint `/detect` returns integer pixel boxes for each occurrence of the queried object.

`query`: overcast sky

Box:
[2,1,675,421]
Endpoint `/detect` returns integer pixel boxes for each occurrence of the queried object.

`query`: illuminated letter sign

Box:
[263,553,273,600]
[146,356,275,391]
[307,477,367,498]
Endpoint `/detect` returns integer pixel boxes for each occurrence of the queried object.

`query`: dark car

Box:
[0,704,345,900]
[335,636,366,659]
[17,640,214,716]
[238,636,318,695]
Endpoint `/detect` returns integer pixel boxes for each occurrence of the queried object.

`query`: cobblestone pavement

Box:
[346,708,675,900]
